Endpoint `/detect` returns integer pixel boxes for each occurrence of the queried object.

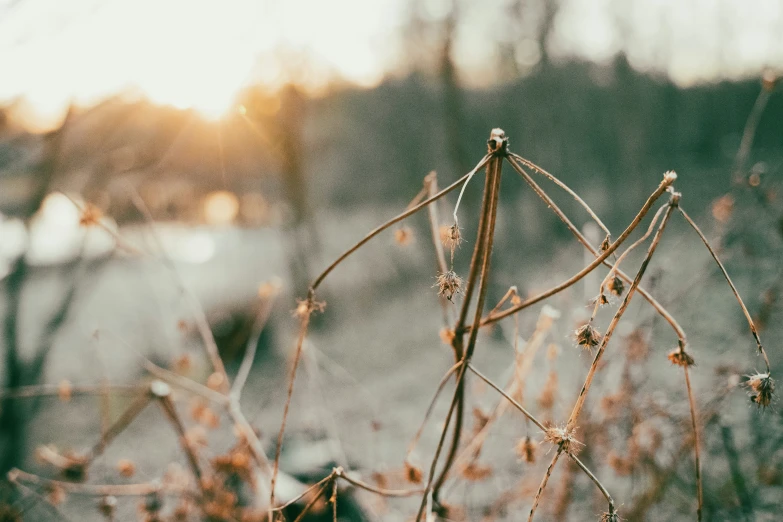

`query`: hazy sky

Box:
[1,0,781,129]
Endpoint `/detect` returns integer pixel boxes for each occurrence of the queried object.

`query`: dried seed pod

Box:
[516,436,536,463]
[544,425,583,455]
[404,460,423,484]
[575,323,602,351]
[434,270,464,301]
[745,373,775,409]
[667,348,695,367]
[607,275,624,297]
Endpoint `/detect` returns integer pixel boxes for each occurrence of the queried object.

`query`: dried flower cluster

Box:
[575,323,602,351]
[745,372,775,409]
[435,270,464,301]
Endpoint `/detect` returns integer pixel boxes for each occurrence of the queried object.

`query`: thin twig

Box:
[679,206,771,372]
[528,449,562,522]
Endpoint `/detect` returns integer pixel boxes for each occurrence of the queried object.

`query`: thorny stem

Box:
[507,157,687,346]
[430,132,505,510]
[566,200,677,434]
[528,449,562,522]
[678,206,771,373]
[310,154,491,291]
[478,170,677,327]
[683,366,703,521]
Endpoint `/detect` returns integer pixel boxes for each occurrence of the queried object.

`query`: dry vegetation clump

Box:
[1,76,781,521]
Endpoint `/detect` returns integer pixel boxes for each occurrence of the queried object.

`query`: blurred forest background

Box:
[1,0,783,520]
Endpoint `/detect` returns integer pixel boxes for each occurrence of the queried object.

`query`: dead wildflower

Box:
[441,223,464,253]
[600,511,621,522]
[459,462,493,482]
[745,373,775,409]
[538,371,558,410]
[591,292,610,307]
[434,270,464,301]
[292,297,326,319]
[667,348,695,367]
[57,379,72,402]
[404,460,423,484]
[575,323,602,352]
[607,275,624,297]
[516,436,536,463]
[78,204,103,227]
[117,458,136,478]
[600,235,611,253]
[543,425,583,455]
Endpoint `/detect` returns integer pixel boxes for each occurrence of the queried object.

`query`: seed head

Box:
[745,373,775,409]
[607,275,625,297]
[600,235,611,253]
[600,511,621,522]
[404,460,423,484]
[543,424,583,455]
[667,348,695,367]
[575,323,602,352]
[292,297,326,319]
[441,223,464,252]
[435,270,464,301]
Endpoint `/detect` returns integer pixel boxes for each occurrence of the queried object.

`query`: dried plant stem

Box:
[270,306,313,515]
[528,449,562,522]
[0,384,142,400]
[566,201,676,433]
[291,482,327,522]
[682,366,703,521]
[87,392,152,462]
[415,138,504,521]
[733,86,773,183]
[8,468,184,497]
[466,363,546,432]
[311,154,491,291]
[678,206,771,372]
[406,361,463,459]
[479,171,677,327]
[424,171,454,326]
[430,138,505,510]
[507,157,687,345]
[232,289,278,400]
[127,188,230,392]
[509,153,611,237]
[156,395,205,490]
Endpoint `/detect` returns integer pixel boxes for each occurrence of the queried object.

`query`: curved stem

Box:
[406,361,463,459]
[311,154,490,291]
[678,206,771,373]
[566,202,676,433]
[479,170,677,327]
[528,449,562,522]
[683,366,703,521]
[506,157,687,346]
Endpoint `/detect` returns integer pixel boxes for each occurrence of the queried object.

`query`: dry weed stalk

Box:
[3,123,777,522]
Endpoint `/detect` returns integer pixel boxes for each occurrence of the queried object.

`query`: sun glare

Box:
[0,0,399,130]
